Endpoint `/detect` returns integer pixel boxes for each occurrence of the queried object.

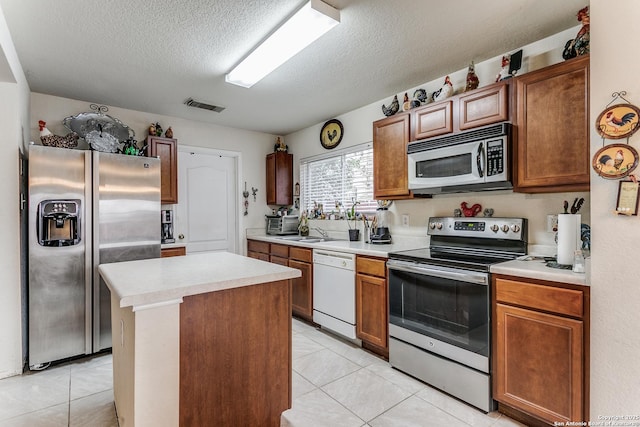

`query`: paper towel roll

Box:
[557,214,581,265]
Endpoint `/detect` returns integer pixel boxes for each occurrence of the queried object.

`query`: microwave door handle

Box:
[476,141,484,178]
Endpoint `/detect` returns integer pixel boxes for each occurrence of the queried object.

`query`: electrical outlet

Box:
[402,214,410,227]
[546,214,558,232]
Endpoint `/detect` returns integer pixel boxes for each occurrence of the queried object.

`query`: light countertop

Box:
[247,234,429,258]
[248,233,589,286]
[99,251,301,308]
[490,258,589,286]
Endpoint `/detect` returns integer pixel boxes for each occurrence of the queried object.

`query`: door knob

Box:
[178,234,185,239]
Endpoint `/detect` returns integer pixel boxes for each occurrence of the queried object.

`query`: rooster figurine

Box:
[402,92,411,111]
[39,120,79,148]
[465,61,479,92]
[563,7,590,60]
[382,95,399,117]
[432,76,453,102]
[460,201,482,217]
[496,55,511,82]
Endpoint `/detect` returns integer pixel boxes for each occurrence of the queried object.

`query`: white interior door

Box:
[175,148,238,253]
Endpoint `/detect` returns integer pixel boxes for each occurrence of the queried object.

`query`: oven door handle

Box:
[387,260,488,285]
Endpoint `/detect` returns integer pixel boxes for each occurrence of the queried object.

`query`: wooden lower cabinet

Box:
[355,255,388,357]
[247,239,270,261]
[161,246,186,257]
[180,280,291,426]
[493,275,589,426]
[289,247,313,321]
[247,239,313,321]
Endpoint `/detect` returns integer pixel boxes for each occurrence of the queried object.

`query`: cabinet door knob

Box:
[178,234,185,239]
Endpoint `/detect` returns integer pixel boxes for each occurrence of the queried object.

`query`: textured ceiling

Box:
[0,0,587,135]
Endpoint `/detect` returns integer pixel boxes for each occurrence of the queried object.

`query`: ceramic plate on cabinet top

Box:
[63,111,134,142]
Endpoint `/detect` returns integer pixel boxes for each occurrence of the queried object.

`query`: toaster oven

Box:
[266,215,299,235]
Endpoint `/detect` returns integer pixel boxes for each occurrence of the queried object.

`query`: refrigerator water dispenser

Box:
[37,199,81,246]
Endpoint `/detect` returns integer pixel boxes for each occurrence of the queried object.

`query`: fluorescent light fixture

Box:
[225,0,340,88]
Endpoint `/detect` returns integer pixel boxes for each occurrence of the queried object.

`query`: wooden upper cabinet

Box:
[458,81,509,130]
[147,136,178,204]
[411,100,453,140]
[514,55,590,192]
[266,152,293,206]
[373,112,412,199]
[410,80,510,140]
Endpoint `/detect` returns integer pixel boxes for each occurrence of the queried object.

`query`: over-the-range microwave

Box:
[407,122,512,195]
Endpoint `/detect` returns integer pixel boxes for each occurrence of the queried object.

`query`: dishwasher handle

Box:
[313,249,356,270]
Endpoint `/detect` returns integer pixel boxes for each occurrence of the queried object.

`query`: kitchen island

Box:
[98,252,301,427]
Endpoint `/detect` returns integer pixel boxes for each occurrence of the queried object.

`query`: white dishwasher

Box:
[313,249,357,339]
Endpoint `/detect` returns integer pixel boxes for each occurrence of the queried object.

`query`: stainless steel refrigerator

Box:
[27,145,160,367]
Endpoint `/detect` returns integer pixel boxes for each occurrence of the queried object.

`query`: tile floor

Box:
[0,319,526,427]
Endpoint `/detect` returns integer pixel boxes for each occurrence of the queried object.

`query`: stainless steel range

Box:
[387,216,527,412]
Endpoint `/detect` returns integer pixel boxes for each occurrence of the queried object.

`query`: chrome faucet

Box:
[312,227,329,238]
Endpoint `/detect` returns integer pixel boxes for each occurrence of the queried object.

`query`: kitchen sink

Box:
[275,235,345,243]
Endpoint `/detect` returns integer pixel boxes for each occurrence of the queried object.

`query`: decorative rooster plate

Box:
[320,119,343,149]
[592,143,639,179]
[595,104,640,140]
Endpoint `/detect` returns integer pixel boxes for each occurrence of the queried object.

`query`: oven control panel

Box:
[428,217,527,240]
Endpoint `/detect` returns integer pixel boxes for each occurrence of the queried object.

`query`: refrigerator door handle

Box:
[91,151,101,354]
[85,151,93,355]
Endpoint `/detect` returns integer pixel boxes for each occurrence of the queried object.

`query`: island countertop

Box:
[99,251,301,308]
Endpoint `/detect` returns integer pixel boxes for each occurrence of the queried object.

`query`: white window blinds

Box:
[300,143,376,216]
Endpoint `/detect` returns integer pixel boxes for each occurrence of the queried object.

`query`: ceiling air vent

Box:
[184,98,225,113]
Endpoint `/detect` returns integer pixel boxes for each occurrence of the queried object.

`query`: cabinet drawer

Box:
[270,243,289,258]
[356,256,387,278]
[247,251,269,262]
[270,255,289,266]
[247,240,269,254]
[289,247,312,263]
[495,278,583,318]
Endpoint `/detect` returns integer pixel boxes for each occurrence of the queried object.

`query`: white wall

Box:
[0,4,31,378]
[286,27,589,249]
[590,0,640,416]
